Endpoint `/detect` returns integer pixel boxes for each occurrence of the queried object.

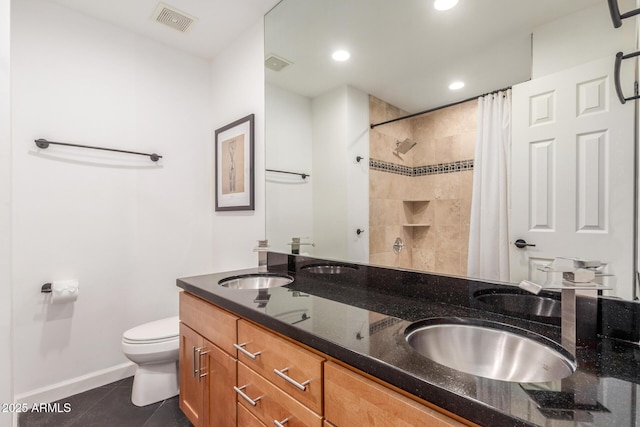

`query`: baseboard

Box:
[14,361,136,406]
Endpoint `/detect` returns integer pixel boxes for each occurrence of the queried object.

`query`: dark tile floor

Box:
[18,377,192,427]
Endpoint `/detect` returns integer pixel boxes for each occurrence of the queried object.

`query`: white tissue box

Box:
[554,257,601,269]
[562,268,595,283]
[571,258,602,269]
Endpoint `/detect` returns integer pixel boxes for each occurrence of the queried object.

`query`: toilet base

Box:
[131,360,179,407]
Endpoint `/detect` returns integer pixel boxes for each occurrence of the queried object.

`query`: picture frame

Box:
[214,114,255,211]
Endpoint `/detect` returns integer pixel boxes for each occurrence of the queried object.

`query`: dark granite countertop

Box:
[176,253,640,427]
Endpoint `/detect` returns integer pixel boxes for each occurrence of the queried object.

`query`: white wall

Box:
[265,83,369,260]
[11,0,213,401]
[311,87,349,259]
[265,84,314,253]
[345,86,369,263]
[0,0,12,424]
[310,85,369,261]
[532,1,636,78]
[209,19,266,271]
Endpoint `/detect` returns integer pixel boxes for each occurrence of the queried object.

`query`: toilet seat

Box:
[122,336,177,345]
[122,336,179,356]
[123,316,179,344]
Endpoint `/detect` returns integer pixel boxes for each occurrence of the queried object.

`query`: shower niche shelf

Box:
[402,200,431,227]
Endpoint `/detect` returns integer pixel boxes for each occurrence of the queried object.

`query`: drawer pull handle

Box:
[273,368,310,391]
[274,417,289,427]
[197,350,209,383]
[192,346,199,377]
[233,385,261,406]
[234,343,262,360]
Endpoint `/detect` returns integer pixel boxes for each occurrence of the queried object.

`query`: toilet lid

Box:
[123,316,179,342]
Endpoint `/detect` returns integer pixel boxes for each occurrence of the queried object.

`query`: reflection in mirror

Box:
[265,0,638,299]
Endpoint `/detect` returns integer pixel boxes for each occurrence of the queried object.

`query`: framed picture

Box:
[214,114,255,211]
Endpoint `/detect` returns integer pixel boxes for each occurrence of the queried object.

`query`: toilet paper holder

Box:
[40,280,79,304]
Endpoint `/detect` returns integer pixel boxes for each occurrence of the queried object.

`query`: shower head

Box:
[395,138,417,155]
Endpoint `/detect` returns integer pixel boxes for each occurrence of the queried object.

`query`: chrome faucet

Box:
[518,280,612,356]
[288,237,315,255]
[254,239,269,270]
[518,258,609,355]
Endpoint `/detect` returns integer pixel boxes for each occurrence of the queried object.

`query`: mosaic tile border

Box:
[369,317,402,336]
[369,158,474,176]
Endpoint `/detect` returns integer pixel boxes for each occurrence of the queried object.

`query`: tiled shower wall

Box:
[369,95,476,276]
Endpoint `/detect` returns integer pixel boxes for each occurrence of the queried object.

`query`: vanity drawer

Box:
[237,319,324,413]
[236,362,323,427]
[179,292,238,355]
[238,403,267,427]
[325,362,466,427]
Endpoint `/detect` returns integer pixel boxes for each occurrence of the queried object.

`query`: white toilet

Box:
[121,316,180,406]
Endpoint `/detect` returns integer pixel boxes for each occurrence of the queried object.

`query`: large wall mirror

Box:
[265,0,639,300]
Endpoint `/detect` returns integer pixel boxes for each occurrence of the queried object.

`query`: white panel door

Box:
[510,56,635,299]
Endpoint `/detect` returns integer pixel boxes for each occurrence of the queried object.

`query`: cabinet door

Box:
[325,362,466,427]
[203,338,237,427]
[179,323,204,427]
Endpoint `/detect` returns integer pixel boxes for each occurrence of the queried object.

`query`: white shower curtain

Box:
[467,90,512,282]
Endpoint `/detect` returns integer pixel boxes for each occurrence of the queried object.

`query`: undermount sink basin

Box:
[218,273,294,290]
[301,264,358,274]
[474,290,561,318]
[405,318,576,383]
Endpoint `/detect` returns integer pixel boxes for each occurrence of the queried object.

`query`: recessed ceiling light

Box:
[449,81,465,90]
[332,50,351,62]
[434,0,459,11]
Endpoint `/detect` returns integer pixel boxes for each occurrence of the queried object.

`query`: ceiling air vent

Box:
[265,54,293,72]
[152,2,197,33]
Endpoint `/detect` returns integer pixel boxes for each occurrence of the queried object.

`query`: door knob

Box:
[514,239,536,249]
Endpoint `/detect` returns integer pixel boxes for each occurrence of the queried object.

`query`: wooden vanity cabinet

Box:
[179,291,474,427]
[324,362,467,427]
[179,292,239,427]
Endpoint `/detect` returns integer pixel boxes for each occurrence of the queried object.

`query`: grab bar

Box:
[614,51,640,104]
[35,139,162,162]
[607,0,640,28]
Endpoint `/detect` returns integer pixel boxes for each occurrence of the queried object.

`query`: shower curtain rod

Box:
[370,86,512,129]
